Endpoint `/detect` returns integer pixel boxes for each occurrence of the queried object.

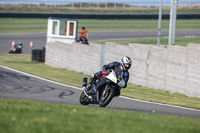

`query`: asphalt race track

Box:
[0,30,200,54]
[0,65,200,118]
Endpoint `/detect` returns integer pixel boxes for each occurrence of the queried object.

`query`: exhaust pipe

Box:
[82,77,88,88]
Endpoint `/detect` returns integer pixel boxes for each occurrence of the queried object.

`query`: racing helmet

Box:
[121,56,132,70]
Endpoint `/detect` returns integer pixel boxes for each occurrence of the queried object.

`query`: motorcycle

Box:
[9,44,23,54]
[79,68,125,107]
[77,36,89,45]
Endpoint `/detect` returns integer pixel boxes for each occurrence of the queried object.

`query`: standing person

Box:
[85,56,132,96]
[81,27,88,38]
[79,27,89,44]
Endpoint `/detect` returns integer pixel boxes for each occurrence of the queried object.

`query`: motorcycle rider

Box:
[85,56,132,96]
[16,42,23,53]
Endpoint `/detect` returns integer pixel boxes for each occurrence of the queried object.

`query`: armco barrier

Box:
[45,42,200,98]
[0,13,200,19]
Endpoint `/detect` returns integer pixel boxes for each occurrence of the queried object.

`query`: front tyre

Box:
[99,86,115,107]
[79,91,89,105]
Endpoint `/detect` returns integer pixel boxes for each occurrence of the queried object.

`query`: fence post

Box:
[100,45,105,69]
[123,3,125,9]
[80,2,82,9]
[28,0,30,8]
[2,0,4,7]
[114,3,116,9]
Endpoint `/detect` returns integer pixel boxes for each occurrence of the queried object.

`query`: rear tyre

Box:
[79,91,89,105]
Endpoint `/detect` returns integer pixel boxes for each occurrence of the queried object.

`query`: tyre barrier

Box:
[0,13,200,19]
[31,48,45,62]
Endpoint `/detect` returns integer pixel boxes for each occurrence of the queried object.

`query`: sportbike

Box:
[79,68,125,107]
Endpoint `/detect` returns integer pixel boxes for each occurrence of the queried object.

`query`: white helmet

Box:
[121,56,132,70]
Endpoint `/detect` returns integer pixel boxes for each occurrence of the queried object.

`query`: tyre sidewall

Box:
[99,86,115,107]
[79,91,89,105]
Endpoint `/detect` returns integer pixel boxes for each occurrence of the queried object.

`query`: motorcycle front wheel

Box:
[99,85,115,107]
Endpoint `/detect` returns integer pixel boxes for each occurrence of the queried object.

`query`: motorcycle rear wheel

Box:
[79,91,90,105]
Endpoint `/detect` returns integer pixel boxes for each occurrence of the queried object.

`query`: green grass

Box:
[0,54,88,87]
[0,54,200,110]
[1,98,200,133]
[80,19,200,31]
[93,36,200,47]
[0,18,47,34]
[124,84,200,109]
[0,18,200,34]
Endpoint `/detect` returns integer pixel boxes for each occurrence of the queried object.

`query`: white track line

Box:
[1,65,200,112]
[0,32,45,36]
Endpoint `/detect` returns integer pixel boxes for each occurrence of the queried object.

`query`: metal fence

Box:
[0,0,200,9]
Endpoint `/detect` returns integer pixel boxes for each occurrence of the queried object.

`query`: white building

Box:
[46,17,78,44]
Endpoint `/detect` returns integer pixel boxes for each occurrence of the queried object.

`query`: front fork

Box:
[96,84,110,103]
[102,85,110,96]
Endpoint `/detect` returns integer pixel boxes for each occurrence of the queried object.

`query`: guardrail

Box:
[1,13,200,19]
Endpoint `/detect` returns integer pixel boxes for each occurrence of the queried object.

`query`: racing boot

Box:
[85,73,100,94]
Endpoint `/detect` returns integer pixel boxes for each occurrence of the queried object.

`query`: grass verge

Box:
[0,7,200,14]
[1,98,200,133]
[93,36,200,47]
[0,18,200,34]
[0,53,200,110]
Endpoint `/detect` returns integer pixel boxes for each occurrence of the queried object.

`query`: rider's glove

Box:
[118,79,126,88]
[102,70,108,75]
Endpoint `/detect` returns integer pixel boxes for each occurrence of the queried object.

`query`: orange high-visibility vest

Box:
[81,29,88,38]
